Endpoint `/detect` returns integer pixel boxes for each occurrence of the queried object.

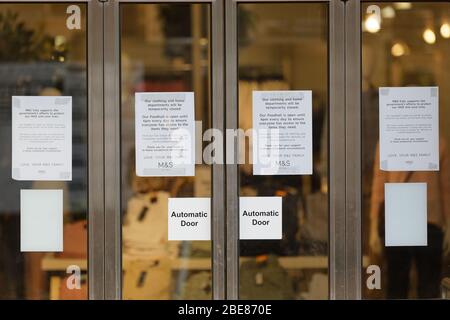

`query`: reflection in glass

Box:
[120,4,212,300]
[362,2,450,299]
[0,4,88,299]
[237,3,329,300]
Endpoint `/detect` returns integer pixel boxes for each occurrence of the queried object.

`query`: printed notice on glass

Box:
[135,92,195,177]
[12,96,72,181]
[253,90,312,175]
[168,197,211,241]
[379,87,439,171]
[240,196,282,240]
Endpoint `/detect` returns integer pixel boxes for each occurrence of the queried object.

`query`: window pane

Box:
[362,2,450,299]
[237,3,329,300]
[120,3,212,300]
[0,4,88,299]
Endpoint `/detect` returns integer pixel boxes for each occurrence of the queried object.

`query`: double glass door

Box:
[0,0,448,300]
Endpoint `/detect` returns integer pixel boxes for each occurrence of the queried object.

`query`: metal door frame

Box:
[88,0,106,300]
[103,0,355,301]
[105,0,352,301]
[103,0,367,301]
[345,0,362,300]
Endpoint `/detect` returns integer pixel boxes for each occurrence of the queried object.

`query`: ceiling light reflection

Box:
[441,23,450,39]
[365,14,381,33]
[423,28,436,44]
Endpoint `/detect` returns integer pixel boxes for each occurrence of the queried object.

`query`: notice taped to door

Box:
[252,90,312,175]
[384,183,427,246]
[379,87,439,171]
[239,196,282,240]
[12,96,72,181]
[21,189,63,252]
[168,198,211,241]
[135,92,195,177]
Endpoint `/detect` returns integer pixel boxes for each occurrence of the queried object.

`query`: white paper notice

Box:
[135,92,195,177]
[384,183,427,247]
[21,189,63,252]
[12,96,72,181]
[168,197,211,241]
[253,90,312,175]
[239,196,282,240]
[379,87,439,171]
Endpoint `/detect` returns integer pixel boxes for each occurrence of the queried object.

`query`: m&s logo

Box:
[158,161,174,169]
[275,160,291,167]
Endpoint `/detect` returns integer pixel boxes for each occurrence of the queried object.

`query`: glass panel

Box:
[0,4,88,299]
[362,2,450,299]
[120,4,212,300]
[237,3,329,300]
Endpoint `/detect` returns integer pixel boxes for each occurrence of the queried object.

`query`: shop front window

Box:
[0,3,88,300]
[120,3,213,300]
[362,2,450,299]
[237,3,329,300]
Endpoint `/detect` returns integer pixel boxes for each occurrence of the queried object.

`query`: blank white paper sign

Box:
[384,183,427,247]
[21,189,63,252]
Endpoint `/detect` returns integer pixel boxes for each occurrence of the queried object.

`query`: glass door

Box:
[106,0,346,300]
[0,1,105,300]
[105,0,226,300]
[224,0,346,300]
[358,1,450,299]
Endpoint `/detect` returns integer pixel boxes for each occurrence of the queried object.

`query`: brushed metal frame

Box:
[210,0,227,301]
[104,0,121,300]
[88,0,106,300]
[225,0,346,300]
[345,0,361,300]
[104,0,226,300]
[225,0,238,300]
[329,0,346,300]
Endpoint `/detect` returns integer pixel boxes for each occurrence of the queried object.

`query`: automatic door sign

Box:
[168,198,210,241]
[239,196,282,240]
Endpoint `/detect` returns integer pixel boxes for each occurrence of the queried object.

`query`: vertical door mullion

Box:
[345,0,362,299]
[211,0,227,300]
[88,0,106,300]
[225,0,239,301]
[104,0,122,300]
[329,0,347,300]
